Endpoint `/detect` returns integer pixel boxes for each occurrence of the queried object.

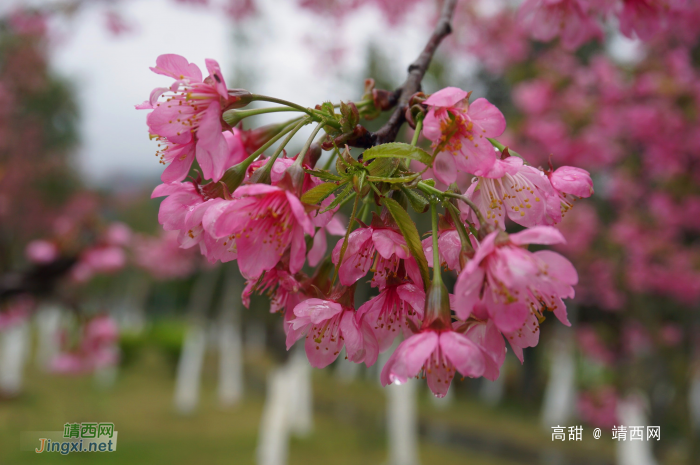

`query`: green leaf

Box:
[367,174,419,184]
[321,183,354,213]
[303,168,344,182]
[381,197,430,291]
[400,186,429,213]
[301,182,344,205]
[366,157,399,178]
[362,142,432,166]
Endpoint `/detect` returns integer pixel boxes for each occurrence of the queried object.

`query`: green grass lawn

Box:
[0,346,618,465]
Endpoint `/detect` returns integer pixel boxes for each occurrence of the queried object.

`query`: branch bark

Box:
[362,0,458,147]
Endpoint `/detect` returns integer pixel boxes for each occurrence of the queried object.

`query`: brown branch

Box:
[360,0,458,147]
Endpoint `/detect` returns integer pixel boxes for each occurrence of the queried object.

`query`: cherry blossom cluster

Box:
[141,54,592,396]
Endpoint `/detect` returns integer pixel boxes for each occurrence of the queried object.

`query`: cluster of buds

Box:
[141,55,592,397]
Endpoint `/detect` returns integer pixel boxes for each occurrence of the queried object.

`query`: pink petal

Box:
[205,58,228,98]
[534,250,578,285]
[195,102,229,182]
[286,191,315,237]
[453,266,485,320]
[396,283,426,317]
[211,198,256,238]
[288,223,307,274]
[380,331,438,386]
[341,311,378,367]
[433,152,458,185]
[465,231,498,273]
[454,137,497,176]
[373,229,409,260]
[464,320,506,381]
[439,331,485,378]
[424,87,469,107]
[325,214,347,236]
[304,321,344,368]
[237,234,284,279]
[234,183,282,197]
[509,226,565,246]
[307,230,327,267]
[485,289,529,333]
[468,98,506,138]
[161,148,195,183]
[421,109,443,142]
[150,54,203,82]
[292,299,343,326]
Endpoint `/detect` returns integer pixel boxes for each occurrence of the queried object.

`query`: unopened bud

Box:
[303,142,323,169]
[240,122,287,154]
[225,89,253,110]
[422,279,451,330]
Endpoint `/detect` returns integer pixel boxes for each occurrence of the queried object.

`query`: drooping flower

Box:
[138,54,247,182]
[380,328,485,397]
[331,216,422,288]
[290,297,378,369]
[455,319,507,381]
[454,227,578,335]
[422,87,506,184]
[356,281,425,352]
[155,129,247,183]
[421,215,469,273]
[209,184,314,279]
[463,156,558,229]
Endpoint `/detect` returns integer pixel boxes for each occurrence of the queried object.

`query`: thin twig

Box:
[361,0,458,147]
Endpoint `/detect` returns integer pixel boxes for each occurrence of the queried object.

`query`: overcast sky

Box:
[3,0,439,185]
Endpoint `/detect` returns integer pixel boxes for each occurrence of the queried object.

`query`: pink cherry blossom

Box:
[422,87,506,183]
[617,0,666,40]
[380,329,485,397]
[463,157,558,230]
[547,165,594,216]
[105,222,132,247]
[308,212,346,267]
[577,387,619,428]
[518,0,603,51]
[457,319,506,381]
[25,239,58,264]
[50,315,120,374]
[209,184,314,279]
[357,282,425,352]
[133,231,197,280]
[139,54,236,182]
[290,298,378,369]
[422,228,464,273]
[454,227,578,335]
[331,223,422,288]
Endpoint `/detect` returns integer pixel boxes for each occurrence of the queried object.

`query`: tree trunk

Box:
[387,379,420,465]
[0,320,30,397]
[217,266,244,408]
[173,268,219,414]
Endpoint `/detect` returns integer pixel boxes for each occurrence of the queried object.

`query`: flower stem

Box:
[486,138,524,159]
[430,201,442,287]
[222,106,300,126]
[332,172,364,286]
[251,117,310,184]
[322,147,339,171]
[442,192,489,233]
[293,121,324,168]
[411,114,424,147]
[250,94,341,130]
